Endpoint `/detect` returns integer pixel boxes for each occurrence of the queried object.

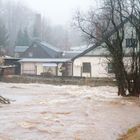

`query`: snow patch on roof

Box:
[15,46,29,53]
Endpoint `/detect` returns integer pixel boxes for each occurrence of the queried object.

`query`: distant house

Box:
[15,46,29,58]
[71,17,137,78]
[18,40,81,76]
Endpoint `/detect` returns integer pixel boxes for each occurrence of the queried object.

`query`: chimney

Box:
[33,14,41,39]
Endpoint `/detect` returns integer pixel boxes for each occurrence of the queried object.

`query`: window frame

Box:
[126,38,137,48]
[108,63,114,74]
[82,62,91,73]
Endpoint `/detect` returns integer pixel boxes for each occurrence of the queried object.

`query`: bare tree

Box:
[121,0,140,96]
[0,1,35,55]
[75,0,140,96]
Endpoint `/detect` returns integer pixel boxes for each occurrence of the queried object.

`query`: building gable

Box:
[21,44,51,58]
[21,41,62,58]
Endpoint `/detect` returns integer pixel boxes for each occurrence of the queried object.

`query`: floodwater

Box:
[0,83,140,140]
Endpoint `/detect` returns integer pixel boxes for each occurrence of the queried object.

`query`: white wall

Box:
[73,57,114,78]
[21,62,36,75]
[20,62,63,76]
[73,56,133,78]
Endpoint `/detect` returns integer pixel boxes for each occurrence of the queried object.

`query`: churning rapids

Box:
[0,83,140,140]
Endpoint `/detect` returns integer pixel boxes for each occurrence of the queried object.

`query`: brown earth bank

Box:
[119,125,140,140]
[0,83,140,140]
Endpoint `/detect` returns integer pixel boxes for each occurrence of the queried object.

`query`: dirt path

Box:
[0,83,140,140]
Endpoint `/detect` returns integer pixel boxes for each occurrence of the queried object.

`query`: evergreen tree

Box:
[16,29,24,46]
[16,28,30,46]
[0,25,8,47]
[33,14,41,39]
[0,24,8,56]
[23,28,30,46]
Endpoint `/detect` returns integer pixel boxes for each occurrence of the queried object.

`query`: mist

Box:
[0,0,99,56]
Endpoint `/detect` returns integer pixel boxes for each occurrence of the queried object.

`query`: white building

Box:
[71,18,138,78]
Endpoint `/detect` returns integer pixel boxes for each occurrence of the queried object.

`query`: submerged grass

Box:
[119,125,140,140]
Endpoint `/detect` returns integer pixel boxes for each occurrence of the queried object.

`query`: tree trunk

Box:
[113,57,127,96]
[127,73,140,97]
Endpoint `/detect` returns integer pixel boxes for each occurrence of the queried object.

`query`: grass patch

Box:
[119,125,140,140]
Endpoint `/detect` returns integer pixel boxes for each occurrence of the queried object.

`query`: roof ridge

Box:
[39,41,61,52]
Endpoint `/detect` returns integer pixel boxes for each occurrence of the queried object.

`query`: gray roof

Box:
[15,46,29,53]
[62,51,82,58]
[40,42,61,52]
[33,41,62,58]
[70,44,92,51]
[0,65,16,68]
[86,46,109,56]
[19,58,71,63]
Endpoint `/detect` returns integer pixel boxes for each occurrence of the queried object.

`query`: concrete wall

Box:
[1,75,116,87]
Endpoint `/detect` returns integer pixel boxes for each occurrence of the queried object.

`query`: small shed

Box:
[0,65,16,75]
[4,58,21,75]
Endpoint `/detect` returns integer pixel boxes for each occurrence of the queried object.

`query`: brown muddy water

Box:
[0,83,140,140]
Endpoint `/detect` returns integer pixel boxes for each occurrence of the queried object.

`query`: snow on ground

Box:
[0,83,140,140]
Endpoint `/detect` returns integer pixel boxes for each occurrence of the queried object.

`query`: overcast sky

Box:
[14,0,98,25]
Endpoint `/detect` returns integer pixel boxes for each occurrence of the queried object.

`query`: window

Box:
[108,63,114,73]
[82,62,91,73]
[126,38,137,48]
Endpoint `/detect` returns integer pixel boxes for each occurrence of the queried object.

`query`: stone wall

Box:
[1,75,116,87]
